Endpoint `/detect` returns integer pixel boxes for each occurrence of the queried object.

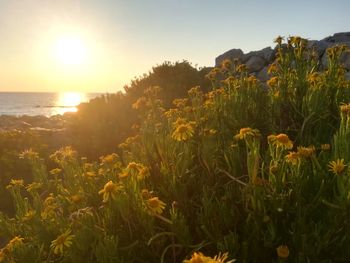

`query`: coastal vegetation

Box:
[0,36,350,262]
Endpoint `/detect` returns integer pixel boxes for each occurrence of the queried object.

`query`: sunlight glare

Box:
[53,92,87,115]
[54,36,87,65]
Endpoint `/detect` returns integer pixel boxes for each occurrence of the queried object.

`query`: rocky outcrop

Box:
[215,32,350,81]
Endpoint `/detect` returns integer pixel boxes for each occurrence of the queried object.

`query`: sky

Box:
[0,0,349,93]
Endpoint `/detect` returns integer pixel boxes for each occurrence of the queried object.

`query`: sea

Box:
[0,92,102,117]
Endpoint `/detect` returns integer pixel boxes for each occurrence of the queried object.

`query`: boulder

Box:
[307,40,332,57]
[215,49,244,67]
[246,56,266,72]
[345,72,350,81]
[257,66,270,82]
[322,32,350,43]
[243,47,274,63]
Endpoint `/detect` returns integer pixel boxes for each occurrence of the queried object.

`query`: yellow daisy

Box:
[328,159,346,175]
[276,245,289,259]
[146,197,166,215]
[50,230,75,255]
[172,123,194,141]
[98,181,123,203]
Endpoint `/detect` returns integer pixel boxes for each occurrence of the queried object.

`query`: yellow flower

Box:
[183,251,235,263]
[132,97,147,110]
[146,197,166,215]
[285,152,299,165]
[172,123,195,141]
[19,149,39,160]
[321,144,331,151]
[340,104,350,115]
[22,210,36,222]
[328,159,346,175]
[100,153,119,165]
[221,59,232,71]
[236,64,247,73]
[173,98,189,108]
[297,146,315,158]
[50,229,75,255]
[267,76,279,88]
[274,35,284,45]
[235,127,259,140]
[267,63,278,74]
[98,181,123,202]
[119,162,143,178]
[8,179,24,188]
[50,168,62,175]
[7,236,24,251]
[269,134,293,149]
[247,75,257,85]
[276,245,289,259]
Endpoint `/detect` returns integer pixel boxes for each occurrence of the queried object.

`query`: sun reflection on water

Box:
[52,92,87,115]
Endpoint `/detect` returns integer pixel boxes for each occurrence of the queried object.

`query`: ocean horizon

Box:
[0,92,102,117]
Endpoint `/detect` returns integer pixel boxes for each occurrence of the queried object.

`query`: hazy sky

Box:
[0,0,349,92]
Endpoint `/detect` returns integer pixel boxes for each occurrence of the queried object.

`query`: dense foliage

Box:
[1,37,350,262]
[67,61,210,159]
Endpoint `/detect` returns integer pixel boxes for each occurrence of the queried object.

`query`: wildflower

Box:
[221,59,232,71]
[321,144,331,151]
[297,146,315,158]
[276,245,289,259]
[205,68,221,81]
[50,146,77,164]
[236,64,247,73]
[247,75,258,85]
[22,210,35,222]
[267,76,279,88]
[98,181,123,202]
[340,104,350,115]
[50,168,62,176]
[164,108,180,119]
[307,72,322,87]
[235,127,259,140]
[285,152,299,165]
[328,159,346,175]
[183,251,235,263]
[267,63,278,74]
[70,194,83,204]
[188,86,201,96]
[84,171,96,177]
[146,197,166,215]
[138,166,150,180]
[50,230,75,255]
[100,153,119,165]
[8,179,24,188]
[132,97,147,110]
[273,134,293,149]
[119,162,142,178]
[172,123,195,141]
[7,236,24,251]
[19,149,39,160]
[173,98,188,108]
[141,189,152,199]
[274,36,284,45]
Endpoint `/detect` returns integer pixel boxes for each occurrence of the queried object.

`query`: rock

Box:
[257,66,270,82]
[246,56,266,72]
[243,47,274,63]
[333,32,350,43]
[215,49,244,67]
[322,32,350,43]
[345,72,350,81]
[307,40,332,57]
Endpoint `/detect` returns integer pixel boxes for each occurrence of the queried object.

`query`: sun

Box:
[54,36,88,65]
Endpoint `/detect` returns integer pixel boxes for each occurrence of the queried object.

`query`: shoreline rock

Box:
[215,32,350,81]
